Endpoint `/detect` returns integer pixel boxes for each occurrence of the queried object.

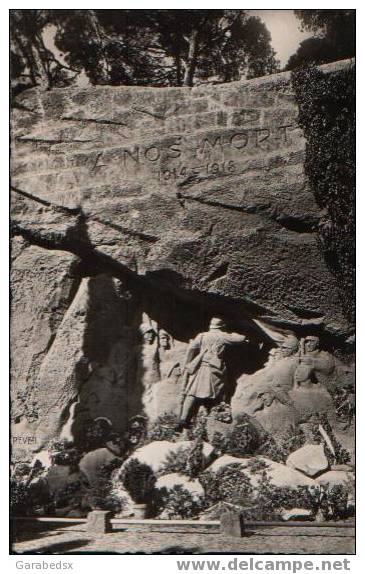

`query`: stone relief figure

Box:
[294,335,335,389]
[137,323,160,379]
[158,329,183,381]
[126,415,148,448]
[232,335,300,421]
[179,317,248,427]
[144,329,188,421]
[264,347,284,367]
[137,323,160,418]
[231,332,341,436]
[279,335,300,359]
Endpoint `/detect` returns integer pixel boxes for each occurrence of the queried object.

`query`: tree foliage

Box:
[10,9,78,95]
[287,10,355,70]
[292,63,355,325]
[10,9,279,93]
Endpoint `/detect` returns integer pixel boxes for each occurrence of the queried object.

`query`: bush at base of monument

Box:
[120,458,156,518]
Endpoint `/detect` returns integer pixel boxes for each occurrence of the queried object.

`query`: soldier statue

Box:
[179,317,248,427]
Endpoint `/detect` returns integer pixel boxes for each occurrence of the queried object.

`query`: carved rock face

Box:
[12,61,352,339]
[231,345,354,435]
[11,60,354,454]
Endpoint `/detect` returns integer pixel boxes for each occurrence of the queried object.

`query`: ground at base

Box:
[11,523,355,555]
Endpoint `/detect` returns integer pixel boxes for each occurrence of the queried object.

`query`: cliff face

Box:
[11,60,354,455]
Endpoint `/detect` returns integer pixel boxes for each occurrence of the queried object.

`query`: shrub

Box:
[210,415,260,457]
[159,446,191,476]
[201,462,354,522]
[292,63,355,324]
[329,384,355,430]
[256,436,287,463]
[281,425,306,454]
[10,475,51,516]
[244,471,354,521]
[246,471,318,520]
[198,453,355,522]
[199,470,221,507]
[87,458,124,512]
[47,438,79,466]
[200,463,253,507]
[257,425,306,463]
[209,402,232,424]
[245,458,269,475]
[185,437,206,478]
[216,464,254,505]
[186,407,208,442]
[156,485,205,519]
[147,414,181,442]
[159,438,207,479]
[55,480,84,508]
[10,479,33,516]
[325,484,352,521]
[121,459,156,504]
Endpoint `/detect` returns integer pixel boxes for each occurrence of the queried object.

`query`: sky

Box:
[249,9,312,66]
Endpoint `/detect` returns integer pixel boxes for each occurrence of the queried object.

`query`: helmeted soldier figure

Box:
[179,317,248,427]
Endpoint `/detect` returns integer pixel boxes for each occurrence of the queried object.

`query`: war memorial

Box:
[10,45,355,554]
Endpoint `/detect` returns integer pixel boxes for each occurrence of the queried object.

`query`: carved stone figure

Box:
[140,323,157,346]
[143,329,188,421]
[136,323,160,418]
[231,333,342,436]
[265,347,284,367]
[231,335,300,427]
[158,329,183,381]
[126,415,148,448]
[279,335,299,358]
[159,329,171,350]
[179,317,248,427]
[294,335,335,389]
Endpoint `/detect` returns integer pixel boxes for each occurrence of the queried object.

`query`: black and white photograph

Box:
[9,7,356,558]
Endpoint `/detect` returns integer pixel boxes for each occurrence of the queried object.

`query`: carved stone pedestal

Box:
[86,510,112,535]
[220,511,245,538]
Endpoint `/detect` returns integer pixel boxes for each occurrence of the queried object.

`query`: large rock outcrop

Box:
[10,60,354,453]
[11,60,352,335]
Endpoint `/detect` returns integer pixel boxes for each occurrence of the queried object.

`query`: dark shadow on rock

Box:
[70,273,144,443]
[34,207,283,446]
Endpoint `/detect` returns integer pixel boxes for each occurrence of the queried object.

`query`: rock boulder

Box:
[281,508,313,521]
[315,470,353,488]
[286,444,329,478]
[123,440,216,473]
[79,447,123,485]
[206,455,316,488]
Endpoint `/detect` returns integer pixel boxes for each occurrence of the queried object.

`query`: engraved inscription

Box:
[86,125,296,179]
[12,435,37,444]
[159,161,236,181]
